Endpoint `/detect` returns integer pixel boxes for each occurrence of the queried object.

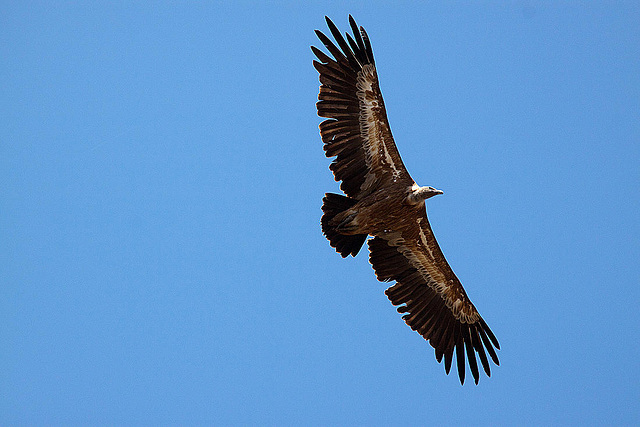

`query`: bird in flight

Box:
[313,16,500,385]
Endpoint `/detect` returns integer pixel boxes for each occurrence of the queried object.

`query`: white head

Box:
[419,186,444,199]
[406,184,444,205]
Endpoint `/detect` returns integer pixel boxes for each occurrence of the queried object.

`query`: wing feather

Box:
[463,325,480,385]
[313,16,413,198]
[434,315,453,363]
[367,212,500,384]
[444,335,455,374]
[455,324,466,385]
[471,324,491,376]
[478,325,500,366]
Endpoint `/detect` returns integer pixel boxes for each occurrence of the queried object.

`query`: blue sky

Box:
[2,2,639,425]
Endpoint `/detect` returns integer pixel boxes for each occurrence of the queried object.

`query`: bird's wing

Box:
[368,212,500,385]
[313,16,413,199]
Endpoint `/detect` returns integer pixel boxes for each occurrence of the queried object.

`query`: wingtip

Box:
[325,15,336,28]
[444,351,453,375]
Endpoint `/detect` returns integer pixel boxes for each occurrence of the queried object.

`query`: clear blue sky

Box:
[2,2,639,425]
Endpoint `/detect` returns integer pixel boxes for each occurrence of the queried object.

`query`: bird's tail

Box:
[321,193,368,258]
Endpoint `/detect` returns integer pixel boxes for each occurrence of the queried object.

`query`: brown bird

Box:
[313,16,500,385]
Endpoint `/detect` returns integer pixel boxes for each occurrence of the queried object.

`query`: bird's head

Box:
[406,184,444,205]
[420,186,444,199]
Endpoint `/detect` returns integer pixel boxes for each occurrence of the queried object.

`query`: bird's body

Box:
[328,181,411,234]
[313,16,500,385]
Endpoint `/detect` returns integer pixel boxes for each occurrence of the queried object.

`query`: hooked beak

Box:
[426,188,443,199]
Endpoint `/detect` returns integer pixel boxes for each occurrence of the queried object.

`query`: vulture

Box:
[313,16,500,385]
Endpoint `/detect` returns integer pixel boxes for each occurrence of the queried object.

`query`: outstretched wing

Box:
[368,212,500,385]
[313,16,413,199]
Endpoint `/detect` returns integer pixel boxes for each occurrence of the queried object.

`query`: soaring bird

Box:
[313,16,500,385]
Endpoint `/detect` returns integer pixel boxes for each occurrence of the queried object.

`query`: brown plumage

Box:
[314,16,500,385]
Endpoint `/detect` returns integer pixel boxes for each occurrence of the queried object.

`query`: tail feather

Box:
[321,193,367,257]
